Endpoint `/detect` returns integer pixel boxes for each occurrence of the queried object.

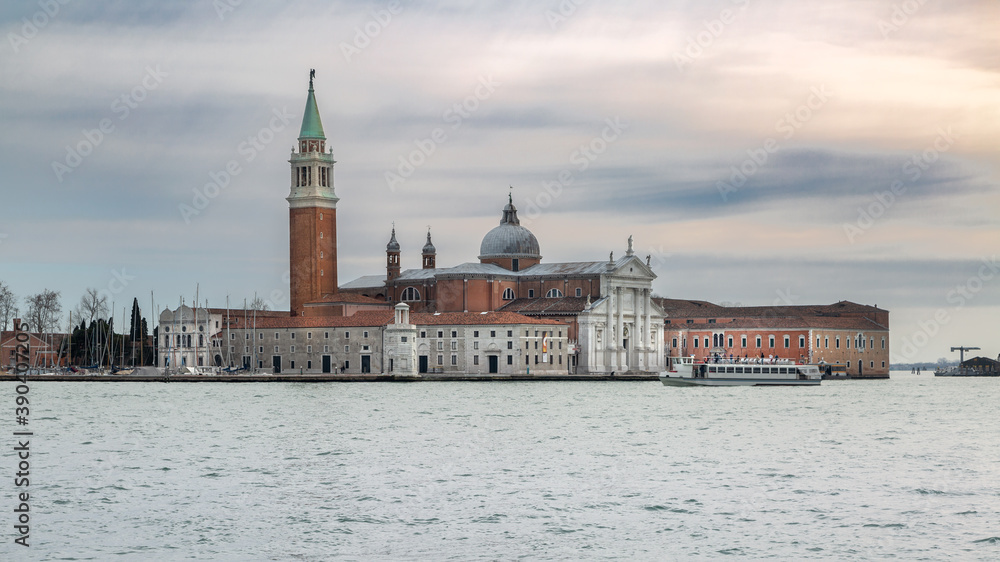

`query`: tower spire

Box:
[299,69,325,140]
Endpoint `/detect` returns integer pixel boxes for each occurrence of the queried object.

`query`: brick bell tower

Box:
[288,70,338,316]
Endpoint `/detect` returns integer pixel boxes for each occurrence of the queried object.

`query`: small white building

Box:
[157,305,224,369]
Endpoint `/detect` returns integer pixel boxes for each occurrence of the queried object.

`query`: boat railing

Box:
[701,357,798,365]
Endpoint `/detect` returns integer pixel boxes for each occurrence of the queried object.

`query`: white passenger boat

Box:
[659,356,822,387]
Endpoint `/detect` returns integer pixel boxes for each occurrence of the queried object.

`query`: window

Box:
[686,319,693,324]
[437,342,444,351]
[694,338,699,348]
[230,333,235,340]
[344,360,350,370]
[507,355,513,365]
[784,336,790,348]
[473,355,479,365]
[576,288,582,297]
[363,331,369,338]
[437,331,443,338]
[825,337,829,348]
[727,336,733,348]
[741,335,747,347]
[345,331,350,339]
[420,331,426,338]
[290,345,295,353]
[490,330,495,337]
[546,288,563,298]
[259,346,263,353]
[882,361,885,368]
[451,330,457,338]
[473,342,479,350]
[704,337,709,348]
[512,259,519,271]
[474,330,479,338]
[307,332,312,339]
[291,333,296,340]
[323,345,329,352]
[307,345,312,353]
[507,341,513,349]
[290,360,295,369]
[769,336,775,348]
[756,336,762,348]
[535,355,539,364]
[816,337,820,347]
[451,341,457,351]
[881,337,885,349]
[259,333,263,340]
[502,288,515,300]
[324,332,329,339]
[528,289,534,298]
[870,361,874,368]
[401,287,420,301]
[274,346,279,353]
[507,331,512,337]
[799,336,805,348]
[401,336,407,342]
[836,337,840,349]
[671,337,678,348]
[344,345,350,353]
[437,355,443,365]
[307,361,312,369]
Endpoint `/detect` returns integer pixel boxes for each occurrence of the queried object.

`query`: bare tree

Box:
[249,296,270,311]
[0,281,17,330]
[75,287,109,324]
[25,289,62,334]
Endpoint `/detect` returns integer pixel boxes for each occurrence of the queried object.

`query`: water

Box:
[5,372,999,560]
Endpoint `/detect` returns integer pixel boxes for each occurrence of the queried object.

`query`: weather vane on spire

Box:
[309,68,315,87]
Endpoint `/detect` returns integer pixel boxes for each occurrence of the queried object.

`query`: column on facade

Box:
[605,289,614,352]
[616,287,624,370]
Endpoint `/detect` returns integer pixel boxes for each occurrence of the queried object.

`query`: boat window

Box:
[753,367,761,374]
[726,367,734,373]
[779,368,787,374]
[735,367,743,374]
[708,367,716,373]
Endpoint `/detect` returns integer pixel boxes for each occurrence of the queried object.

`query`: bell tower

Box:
[288,70,338,316]
[386,225,401,282]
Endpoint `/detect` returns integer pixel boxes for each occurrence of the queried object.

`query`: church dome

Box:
[422,230,436,255]
[386,226,400,252]
[478,195,541,260]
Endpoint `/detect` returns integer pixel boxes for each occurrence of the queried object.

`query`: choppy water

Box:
[4,372,999,560]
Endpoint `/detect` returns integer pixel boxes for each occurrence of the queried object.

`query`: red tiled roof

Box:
[668,316,886,331]
[221,310,561,330]
[306,293,392,305]
[498,297,590,315]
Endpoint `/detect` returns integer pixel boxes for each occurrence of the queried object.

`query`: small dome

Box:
[422,230,436,255]
[479,196,541,260]
[386,227,400,252]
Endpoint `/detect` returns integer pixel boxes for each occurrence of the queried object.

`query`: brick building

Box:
[656,299,890,378]
[1,319,70,370]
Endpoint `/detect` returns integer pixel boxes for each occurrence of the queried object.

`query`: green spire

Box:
[299,69,325,139]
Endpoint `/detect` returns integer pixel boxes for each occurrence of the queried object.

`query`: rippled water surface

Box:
[5,373,1000,560]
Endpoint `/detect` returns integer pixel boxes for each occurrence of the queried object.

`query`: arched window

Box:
[546,288,563,298]
[401,287,420,301]
[502,288,515,300]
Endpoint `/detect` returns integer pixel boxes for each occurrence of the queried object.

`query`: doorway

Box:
[488,355,499,374]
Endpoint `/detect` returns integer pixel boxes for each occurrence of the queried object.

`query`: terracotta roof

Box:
[667,316,887,331]
[498,297,590,315]
[205,308,291,318]
[654,298,886,320]
[221,310,561,330]
[306,293,391,305]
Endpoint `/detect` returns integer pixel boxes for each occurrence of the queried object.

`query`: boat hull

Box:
[659,375,821,387]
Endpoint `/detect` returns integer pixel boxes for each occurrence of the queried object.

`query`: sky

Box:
[0,0,997,364]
